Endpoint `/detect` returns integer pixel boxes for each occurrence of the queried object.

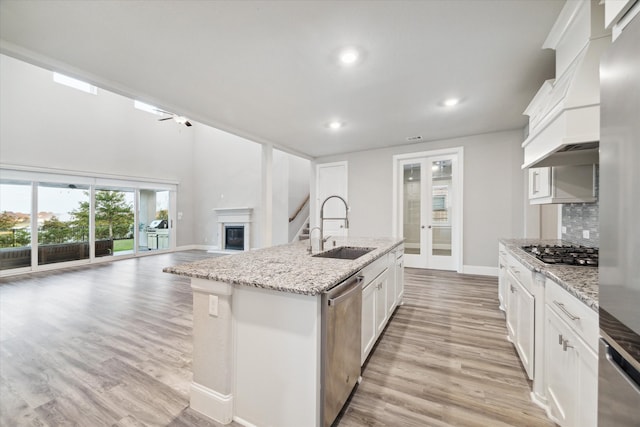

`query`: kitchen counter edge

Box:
[499,238,598,312]
[164,237,404,296]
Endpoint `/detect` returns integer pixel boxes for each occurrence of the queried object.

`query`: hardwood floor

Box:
[1,253,554,426]
[338,268,555,427]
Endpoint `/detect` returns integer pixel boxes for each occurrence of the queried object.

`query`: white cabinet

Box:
[506,269,535,380]
[605,0,637,29]
[395,251,404,303]
[360,246,404,365]
[385,253,396,317]
[375,271,389,336]
[361,268,388,364]
[498,244,508,312]
[528,165,596,204]
[361,277,377,364]
[544,305,598,427]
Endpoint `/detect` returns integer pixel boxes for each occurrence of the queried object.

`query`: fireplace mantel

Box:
[213,208,252,251]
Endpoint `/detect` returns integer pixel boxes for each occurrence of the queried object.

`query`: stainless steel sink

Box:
[312,246,375,260]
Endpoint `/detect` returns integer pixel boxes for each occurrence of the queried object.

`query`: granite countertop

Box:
[164,237,404,296]
[499,238,598,312]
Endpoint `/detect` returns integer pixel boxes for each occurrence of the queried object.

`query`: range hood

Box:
[522,0,611,169]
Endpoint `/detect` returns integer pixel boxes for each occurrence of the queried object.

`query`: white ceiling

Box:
[0,0,564,159]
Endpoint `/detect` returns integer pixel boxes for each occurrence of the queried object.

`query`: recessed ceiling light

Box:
[338,48,360,66]
[328,121,344,130]
[443,98,460,107]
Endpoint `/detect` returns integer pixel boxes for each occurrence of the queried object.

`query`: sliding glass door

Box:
[0,181,32,270]
[139,189,170,252]
[94,188,135,257]
[1,169,176,273]
[37,182,90,265]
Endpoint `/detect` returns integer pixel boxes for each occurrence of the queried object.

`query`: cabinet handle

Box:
[562,339,574,351]
[558,334,563,345]
[510,284,516,293]
[532,170,539,194]
[553,301,580,321]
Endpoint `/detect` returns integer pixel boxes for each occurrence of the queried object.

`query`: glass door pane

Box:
[0,181,32,270]
[139,189,170,252]
[430,160,452,257]
[37,182,91,265]
[403,162,422,255]
[94,189,135,257]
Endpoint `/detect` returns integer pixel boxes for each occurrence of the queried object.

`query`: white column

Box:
[261,144,273,248]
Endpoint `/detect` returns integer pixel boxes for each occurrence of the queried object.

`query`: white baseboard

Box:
[462,265,498,277]
[233,416,259,427]
[176,244,214,251]
[190,382,233,424]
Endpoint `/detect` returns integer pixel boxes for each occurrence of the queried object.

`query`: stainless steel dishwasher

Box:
[321,272,363,427]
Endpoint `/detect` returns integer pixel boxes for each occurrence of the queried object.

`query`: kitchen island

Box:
[164,237,404,427]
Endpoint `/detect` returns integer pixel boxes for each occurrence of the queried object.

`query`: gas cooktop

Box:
[521,244,598,267]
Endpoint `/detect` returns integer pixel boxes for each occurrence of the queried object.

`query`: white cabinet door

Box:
[529,167,551,199]
[361,280,376,365]
[545,305,598,427]
[514,277,535,380]
[386,254,396,316]
[395,255,404,302]
[506,274,518,340]
[498,257,507,312]
[375,272,388,335]
[545,306,575,427]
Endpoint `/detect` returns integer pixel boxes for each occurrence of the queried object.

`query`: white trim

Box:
[232,416,259,427]
[462,265,498,277]
[190,381,234,425]
[1,163,179,186]
[314,160,348,229]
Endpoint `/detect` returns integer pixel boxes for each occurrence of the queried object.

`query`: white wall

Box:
[0,54,197,246]
[314,130,526,270]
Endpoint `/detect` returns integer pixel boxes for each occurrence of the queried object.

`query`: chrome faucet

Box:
[319,195,349,251]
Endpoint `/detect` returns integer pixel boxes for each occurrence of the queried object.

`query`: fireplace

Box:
[225,226,245,251]
[213,207,253,252]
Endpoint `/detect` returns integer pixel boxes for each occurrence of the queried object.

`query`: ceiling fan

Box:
[155,109,192,127]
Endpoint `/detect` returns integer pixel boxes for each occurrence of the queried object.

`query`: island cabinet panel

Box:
[234,285,322,427]
[395,250,405,303]
[361,278,377,365]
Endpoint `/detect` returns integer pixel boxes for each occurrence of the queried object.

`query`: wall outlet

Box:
[208,295,219,317]
[583,230,590,239]
[561,226,567,234]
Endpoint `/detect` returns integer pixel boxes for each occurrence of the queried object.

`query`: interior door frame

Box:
[392,147,464,272]
[314,160,348,235]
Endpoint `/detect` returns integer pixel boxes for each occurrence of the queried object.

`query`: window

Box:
[37,182,90,265]
[0,181,32,270]
[53,72,97,94]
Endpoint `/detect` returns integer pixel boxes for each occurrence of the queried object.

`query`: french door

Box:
[396,150,462,271]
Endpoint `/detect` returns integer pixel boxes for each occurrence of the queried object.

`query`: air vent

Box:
[558,142,599,152]
[406,135,423,142]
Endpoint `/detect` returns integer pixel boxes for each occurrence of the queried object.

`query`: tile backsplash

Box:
[561,166,599,247]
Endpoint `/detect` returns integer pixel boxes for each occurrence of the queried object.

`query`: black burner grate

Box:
[521,245,598,267]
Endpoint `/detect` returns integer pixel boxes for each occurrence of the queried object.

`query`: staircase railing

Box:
[289,194,310,223]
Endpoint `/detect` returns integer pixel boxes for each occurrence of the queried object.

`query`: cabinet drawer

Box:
[507,254,534,294]
[546,279,598,351]
[361,255,388,287]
